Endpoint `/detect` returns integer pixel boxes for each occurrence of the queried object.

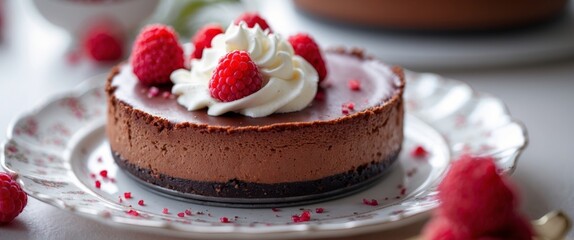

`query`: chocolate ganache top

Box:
[108,49,404,128]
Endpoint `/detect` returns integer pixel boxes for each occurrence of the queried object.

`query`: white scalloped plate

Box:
[1,72,527,239]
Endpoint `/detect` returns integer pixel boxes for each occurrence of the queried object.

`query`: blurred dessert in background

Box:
[294,0,568,32]
[0,0,4,41]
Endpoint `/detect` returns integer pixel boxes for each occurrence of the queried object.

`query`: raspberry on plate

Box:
[423,155,534,239]
[422,215,472,240]
[288,33,327,82]
[191,24,224,59]
[480,214,534,240]
[234,12,272,32]
[209,50,263,102]
[438,155,517,234]
[0,173,27,225]
[130,24,184,86]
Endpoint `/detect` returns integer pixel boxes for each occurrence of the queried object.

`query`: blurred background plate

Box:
[257,0,574,70]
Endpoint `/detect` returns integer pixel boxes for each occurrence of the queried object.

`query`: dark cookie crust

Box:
[113,148,400,199]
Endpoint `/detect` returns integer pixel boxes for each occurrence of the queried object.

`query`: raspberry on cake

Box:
[288,33,327,82]
[209,50,263,102]
[130,24,184,86]
[234,12,272,32]
[191,23,224,59]
[106,14,405,203]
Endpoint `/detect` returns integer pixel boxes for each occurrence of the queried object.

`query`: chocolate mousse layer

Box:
[113,149,399,199]
[106,49,404,199]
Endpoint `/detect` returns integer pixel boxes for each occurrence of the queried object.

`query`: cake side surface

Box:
[106,49,404,198]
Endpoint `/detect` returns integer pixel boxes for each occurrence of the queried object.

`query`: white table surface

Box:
[1,0,573,239]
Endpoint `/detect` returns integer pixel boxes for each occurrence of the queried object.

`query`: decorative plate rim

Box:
[1,71,528,239]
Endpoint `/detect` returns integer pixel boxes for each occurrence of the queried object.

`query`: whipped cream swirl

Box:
[171,22,318,118]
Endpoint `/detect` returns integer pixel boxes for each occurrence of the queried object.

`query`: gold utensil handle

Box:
[533,211,571,240]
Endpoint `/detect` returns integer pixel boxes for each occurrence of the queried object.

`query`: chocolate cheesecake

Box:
[106,48,405,201]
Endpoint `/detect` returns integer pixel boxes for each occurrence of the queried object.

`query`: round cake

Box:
[106,17,404,204]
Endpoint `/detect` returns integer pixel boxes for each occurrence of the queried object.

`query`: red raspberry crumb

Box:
[137,200,144,206]
[342,108,350,115]
[162,208,169,214]
[147,86,160,98]
[126,209,139,217]
[82,22,124,62]
[291,215,301,222]
[177,212,185,218]
[161,91,172,99]
[400,188,406,195]
[95,180,101,188]
[0,173,28,224]
[118,196,123,203]
[191,24,224,59]
[411,145,428,158]
[288,33,327,82]
[99,170,108,178]
[220,217,230,223]
[131,24,184,86]
[89,173,96,179]
[271,208,280,212]
[124,192,132,199]
[209,50,263,102]
[344,102,355,110]
[362,198,378,206]
[348,79,361,91]
[185,209,192,216]
[234,12,272,32]
[292,210,311,223]
[300,210,311,221]
[438,155,518,234]
[315,208,324,214]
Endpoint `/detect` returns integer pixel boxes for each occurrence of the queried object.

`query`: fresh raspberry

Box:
[234,12,272,32]
[209,50,263,102]
[476,214,534,240]
[422,216,472,240]
[0,173,27,224]
[191,24,224,59]
[438,155,517,234]
[82,22,124,62]
[131,24,184,86]
[288,33,327,82]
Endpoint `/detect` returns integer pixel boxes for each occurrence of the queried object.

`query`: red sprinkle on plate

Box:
[362,198,379,206]
[411,145,428,158]
[348,79,361,91]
